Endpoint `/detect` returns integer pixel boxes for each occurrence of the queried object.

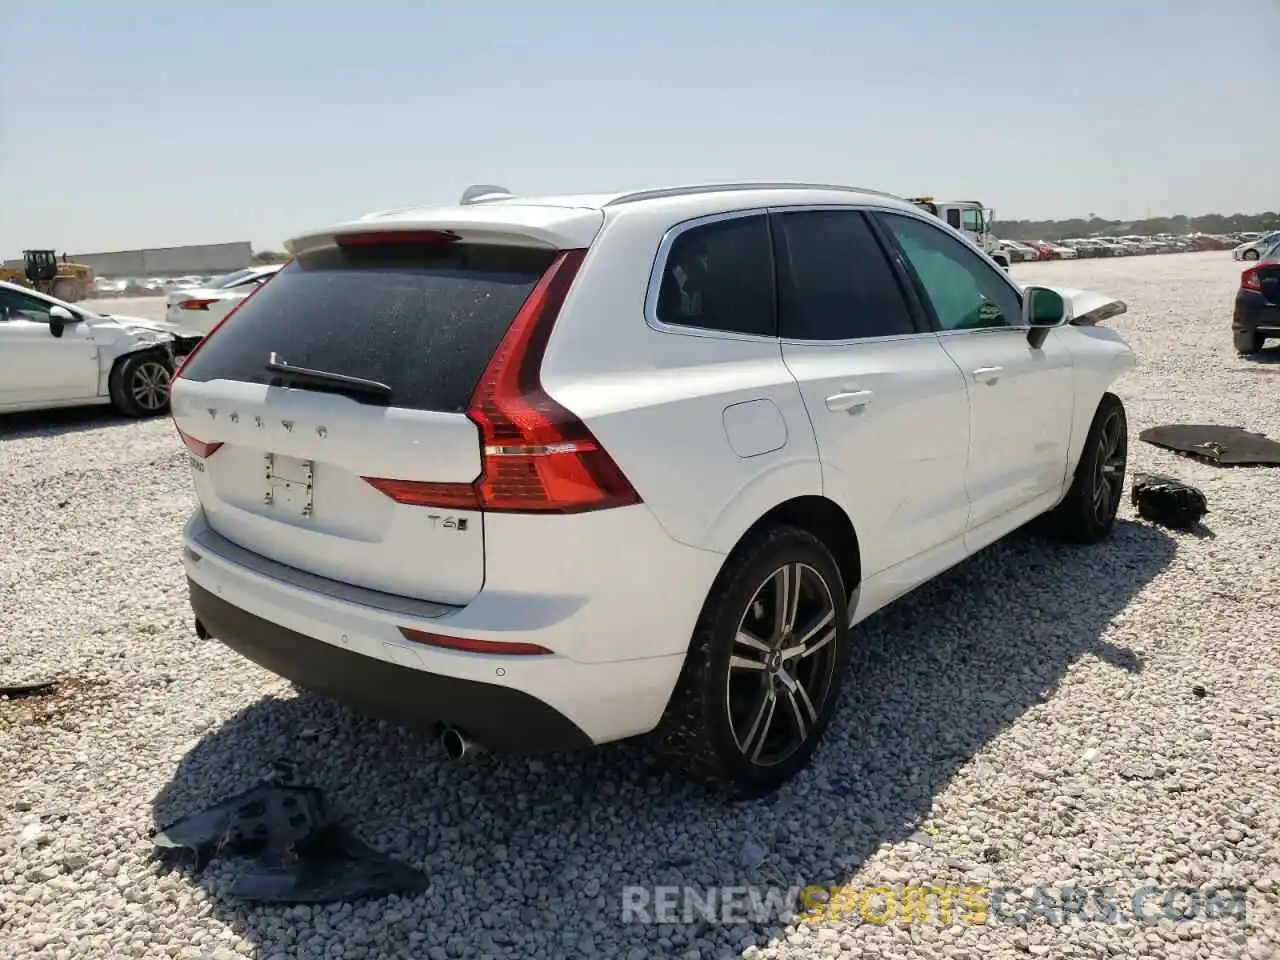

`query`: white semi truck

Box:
[906,197,1010,270]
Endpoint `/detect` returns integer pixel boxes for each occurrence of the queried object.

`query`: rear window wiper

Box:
[265,353,393,404]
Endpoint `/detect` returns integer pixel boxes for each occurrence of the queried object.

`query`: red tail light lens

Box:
[362,247,642,514]
[176,428,222,459]
[177,298,218,311]
[1242,267,1263,292]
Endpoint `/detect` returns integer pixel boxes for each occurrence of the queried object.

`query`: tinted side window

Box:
[0,290,54,323]
[772,210,917,341]
[946,209,962,229]
[877,213,1022,332]
[961,209,983,232]
[655,215,775,337]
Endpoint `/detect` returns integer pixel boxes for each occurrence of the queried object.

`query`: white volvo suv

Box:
[171,183,1135,795]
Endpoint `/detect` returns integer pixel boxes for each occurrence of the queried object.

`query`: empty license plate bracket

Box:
[264,453,315,518]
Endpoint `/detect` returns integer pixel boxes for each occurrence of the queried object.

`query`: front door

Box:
[874,210,1076,543]
[771,208,971,581]
[0,288,100,407]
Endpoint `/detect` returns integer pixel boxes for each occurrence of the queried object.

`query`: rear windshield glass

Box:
[178,242,556,412]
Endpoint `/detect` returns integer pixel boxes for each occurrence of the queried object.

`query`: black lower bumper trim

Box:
[189,581,593,753]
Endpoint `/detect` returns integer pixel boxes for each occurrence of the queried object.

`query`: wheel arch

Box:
[103,343,174,409]
[722,495,862,614]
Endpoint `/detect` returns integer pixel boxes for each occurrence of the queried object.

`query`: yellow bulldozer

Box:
[0,250,96,302]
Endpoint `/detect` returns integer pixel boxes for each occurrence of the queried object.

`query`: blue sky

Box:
[2,0,1276,255]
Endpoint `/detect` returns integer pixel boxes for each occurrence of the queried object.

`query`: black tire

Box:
[654,525,852,798]
[109,350,173,417]
[1234,329,1264,355]
[1242,249,1260,261]
[1045,393,1128,545]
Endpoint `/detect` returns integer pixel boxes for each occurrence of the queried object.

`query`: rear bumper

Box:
[181,509,712,748]
[1233,290,1280,334]
[190,581,591,751]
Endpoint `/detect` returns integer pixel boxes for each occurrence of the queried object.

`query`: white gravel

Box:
[2,251,1278,960]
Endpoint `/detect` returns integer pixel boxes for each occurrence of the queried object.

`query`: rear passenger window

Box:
[178,243,557,413]
[655,215,775,337]
[772,210,917,341]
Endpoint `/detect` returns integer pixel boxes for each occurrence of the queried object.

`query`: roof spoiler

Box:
[460,184,515,205]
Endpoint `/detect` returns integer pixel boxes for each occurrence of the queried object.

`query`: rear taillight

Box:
[176,298,218,311]
[176,428,222,459]
[1242,266,1264,292]
[362,247,642,514]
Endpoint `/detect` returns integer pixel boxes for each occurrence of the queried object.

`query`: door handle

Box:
[825,390,874,412]
[971,365,1003,384]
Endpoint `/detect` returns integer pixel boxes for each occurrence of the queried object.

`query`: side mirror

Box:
[1023,286,1068,348]
[47,305,78,338]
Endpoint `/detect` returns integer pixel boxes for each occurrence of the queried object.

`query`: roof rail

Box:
[460,184,515,205]
[602,182,903,207]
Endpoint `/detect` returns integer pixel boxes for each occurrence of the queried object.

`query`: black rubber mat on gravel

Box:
[1138,424,1280,465]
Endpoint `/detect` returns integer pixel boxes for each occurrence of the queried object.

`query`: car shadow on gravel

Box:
[1240,345,1280,368]
[0,406,131,439]
[153,517,1175,959]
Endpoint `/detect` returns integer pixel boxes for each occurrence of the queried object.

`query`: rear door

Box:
[772,208,971,578]
[172,237,565,606]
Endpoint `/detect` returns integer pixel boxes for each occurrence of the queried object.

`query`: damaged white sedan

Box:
[0,280,202,417]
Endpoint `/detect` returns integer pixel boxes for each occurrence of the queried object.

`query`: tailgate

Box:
[172,236,567,606]
[174,378,485,604]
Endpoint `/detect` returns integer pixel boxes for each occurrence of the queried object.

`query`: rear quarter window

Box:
[178,242,557,413]
[654,214,776,337]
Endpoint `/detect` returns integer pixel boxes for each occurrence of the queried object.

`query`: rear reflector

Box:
[335,230,461,247]
[176,428,222,459]
[177,298,218,311]
[362,247,643,514]
[398,627,552,656]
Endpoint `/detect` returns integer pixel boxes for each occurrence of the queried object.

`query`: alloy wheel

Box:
[725,562,840,767]
[1093,410,1127,525]
[131,361,172,412]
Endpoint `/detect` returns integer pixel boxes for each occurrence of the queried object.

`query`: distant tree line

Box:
[251,250,290,264]
[997,211,1279,243]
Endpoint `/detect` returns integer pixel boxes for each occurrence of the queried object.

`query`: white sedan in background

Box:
[1233,231,1280,261]
[0,280,199,417]
[163,264,283,336]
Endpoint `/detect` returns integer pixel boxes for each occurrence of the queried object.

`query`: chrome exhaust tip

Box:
[440,726,481,760]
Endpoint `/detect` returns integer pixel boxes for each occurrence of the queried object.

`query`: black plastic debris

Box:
[1138,424,1280,466]
[152,762,427,904]
[0,679,58,699]
[1130,473,1209,530]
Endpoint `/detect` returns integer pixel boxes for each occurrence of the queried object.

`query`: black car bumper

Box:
[1233,290,1280,335]
[188,581,594,753]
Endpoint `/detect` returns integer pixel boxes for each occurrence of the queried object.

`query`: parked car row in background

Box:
[997,231,1269,262]
[90,264,284,298]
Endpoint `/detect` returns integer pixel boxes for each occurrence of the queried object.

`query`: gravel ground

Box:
[2,251,1278,960]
